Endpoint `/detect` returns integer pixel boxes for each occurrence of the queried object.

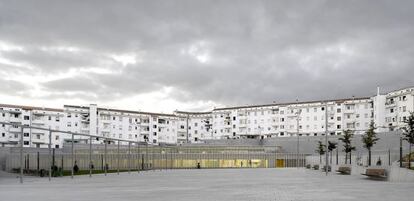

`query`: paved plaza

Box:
[1,168,414,201]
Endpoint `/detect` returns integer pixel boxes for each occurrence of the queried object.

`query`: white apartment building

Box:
[0,86,413,147]
[211,97,374,139]
[64,104,178,145]
[174,111,213,143]
[0,104,67,148]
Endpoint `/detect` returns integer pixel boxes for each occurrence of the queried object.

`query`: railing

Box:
[0,121,142,184]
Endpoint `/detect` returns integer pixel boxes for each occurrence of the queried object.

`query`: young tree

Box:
[316,140,326,164]
[402,112,414,169]
[361,121,380,166]
[328,141,337,165]
[339,130,356,164]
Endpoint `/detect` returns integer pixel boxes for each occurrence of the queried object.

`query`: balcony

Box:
[8,126,21,133]
[8,136,19,142]
[32,119,45,125]
[9,110,22,114]
[343,109,355,114]
[385,100,396,107]
[32,136,46,144]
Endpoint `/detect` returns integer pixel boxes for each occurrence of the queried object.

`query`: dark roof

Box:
[0,103,64,112]
[213,97,372,111]
[64,105,176,117]
[174,110,212,115]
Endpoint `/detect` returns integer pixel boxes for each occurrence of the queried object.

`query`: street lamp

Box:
[296,101,301,168]
[324,102,329,175]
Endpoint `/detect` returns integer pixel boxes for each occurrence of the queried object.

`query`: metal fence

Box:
[6,150,308,172]
[1,121,309,183]
[306,149,400,167]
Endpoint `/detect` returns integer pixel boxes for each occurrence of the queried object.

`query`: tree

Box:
[339,130,356,164]
[361,121,380,166]
[316,140,326,164]
[402,112,414,169]
[328,141,337,165]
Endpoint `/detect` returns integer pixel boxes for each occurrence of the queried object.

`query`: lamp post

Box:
[296,101,301,168]
[325,102,329,176]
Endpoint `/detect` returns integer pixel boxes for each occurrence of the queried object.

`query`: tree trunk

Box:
[350,150,352,165]
[409,143,412,169]
[345,152,348,165]
[368,148,372,166]
[319,154,322,164]
[330,151,332,165]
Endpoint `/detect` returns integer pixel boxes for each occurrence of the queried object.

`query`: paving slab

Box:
[0,168,413,201]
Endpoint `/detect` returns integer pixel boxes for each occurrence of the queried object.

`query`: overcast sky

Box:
[0,0,413,113]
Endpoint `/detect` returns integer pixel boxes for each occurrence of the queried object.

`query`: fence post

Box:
[136,142,140,173]
[19,126,24,184]
[388,149,391,166]
[89,136,92,178]
[48,129,52,181]
[104,139,107,176]
[117,140,120,175]
[71,133,74,179]
[128,142,131,174]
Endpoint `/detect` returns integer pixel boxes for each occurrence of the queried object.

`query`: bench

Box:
[362,168,387,179]
[336,166,351,175]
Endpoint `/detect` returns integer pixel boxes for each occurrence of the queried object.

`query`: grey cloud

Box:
[0,78,30,95]
[0,0,414,110]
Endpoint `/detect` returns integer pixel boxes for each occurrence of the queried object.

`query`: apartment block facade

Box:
[1,86,413,148]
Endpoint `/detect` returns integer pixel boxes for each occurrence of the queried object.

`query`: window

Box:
[23,133,29,137]
[232,116,236,121]
[24,116,29,120]
[403,106,407,112]
[337,108,341,113]
[337,117,341,121]
[55,135,59,140]
[337,125,341,129]
[24,141,29,145]
[1,133,4,137]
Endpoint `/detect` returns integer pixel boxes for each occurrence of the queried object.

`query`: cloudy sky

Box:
[0,0,413,113]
